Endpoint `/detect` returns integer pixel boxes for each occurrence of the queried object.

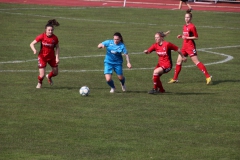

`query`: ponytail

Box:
[157,31,170,37]
[45,19,60,28]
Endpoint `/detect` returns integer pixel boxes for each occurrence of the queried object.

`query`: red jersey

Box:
[147,41,179,68]
[182,23,198,49]
[35,33,59,60]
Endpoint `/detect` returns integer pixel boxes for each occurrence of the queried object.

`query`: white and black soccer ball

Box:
[79,86,90,96]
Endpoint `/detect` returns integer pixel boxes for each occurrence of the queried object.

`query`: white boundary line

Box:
[0,45,236,73]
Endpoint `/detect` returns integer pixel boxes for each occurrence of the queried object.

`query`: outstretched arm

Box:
[143,50,150,54]
[98,43,105,49]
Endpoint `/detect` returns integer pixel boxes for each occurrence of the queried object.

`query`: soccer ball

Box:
[79,86,90,96]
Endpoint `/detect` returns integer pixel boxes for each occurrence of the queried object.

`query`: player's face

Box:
[113,36,121,44]
[155,34,162,43]
[185,14,191,24]
[45,26,54,37]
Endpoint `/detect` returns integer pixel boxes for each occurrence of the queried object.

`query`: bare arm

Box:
[177,48,187,62]
[125,54,131,69]
[30,40,38,54]
[55,43,60,64]
[143,50,150,54]
[177,35,198,40]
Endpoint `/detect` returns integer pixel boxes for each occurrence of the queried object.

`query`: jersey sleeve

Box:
[147,44,156,53]
[35,33,44,42]
[102,40,110,47]
[191,25,198,38]
[54,36,59,45]
[168,42,179,51]
[122,45,128,54]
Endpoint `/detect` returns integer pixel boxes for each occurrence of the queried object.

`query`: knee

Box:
[54,71,58,76]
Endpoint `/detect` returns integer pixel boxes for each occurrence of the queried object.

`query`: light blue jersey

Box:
[102,40,128,64]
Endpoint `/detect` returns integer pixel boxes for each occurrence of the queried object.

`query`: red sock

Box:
[173,64,182,80]
[153,74,159,90]
[48,71,55,79]
[157,76,165,93]
[196,62,210,78]
[38,76,44,84]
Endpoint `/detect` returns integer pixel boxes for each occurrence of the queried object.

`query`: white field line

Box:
[0,10,157,26]
[0,45,237,73]
[0,8,240,29]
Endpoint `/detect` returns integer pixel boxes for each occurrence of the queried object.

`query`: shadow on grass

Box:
[211,79,240,85]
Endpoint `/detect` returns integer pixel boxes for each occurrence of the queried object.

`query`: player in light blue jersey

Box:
[98,32,132,93]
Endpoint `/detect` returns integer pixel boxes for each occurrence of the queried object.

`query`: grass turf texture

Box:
[0,3,240,159]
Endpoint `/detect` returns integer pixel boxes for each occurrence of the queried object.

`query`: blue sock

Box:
[119,77,125,85]
[107,80,115,88]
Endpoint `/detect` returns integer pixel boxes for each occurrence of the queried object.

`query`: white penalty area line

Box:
[0,45,237,73]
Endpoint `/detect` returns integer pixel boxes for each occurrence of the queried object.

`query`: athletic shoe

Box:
[110,88,115,93]
[168,79,178,84]
[36,83,42,89]
[206,76,212,85]
[46,74,53,85]
[120,83,126,92]
[148,88,159,94]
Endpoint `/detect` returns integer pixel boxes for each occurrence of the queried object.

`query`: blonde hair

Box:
[156,31,170,37]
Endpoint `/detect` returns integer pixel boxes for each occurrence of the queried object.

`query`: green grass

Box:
[0,3,240,160]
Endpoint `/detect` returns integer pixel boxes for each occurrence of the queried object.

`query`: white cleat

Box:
[110,88,115,93]
[36,83,42,89]
[120,83,126,92]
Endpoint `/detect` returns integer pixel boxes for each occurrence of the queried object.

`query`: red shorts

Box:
[181,47,197,57]
[38,55,58,68]
[154,63,172,73]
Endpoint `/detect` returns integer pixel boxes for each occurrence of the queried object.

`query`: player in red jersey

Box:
[30,19,60,88]
[168,9,212,84]
[144,31,187,94]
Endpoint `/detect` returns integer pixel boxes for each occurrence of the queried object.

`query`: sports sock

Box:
[153,74,159,90]
[173,64,182,80]
[48,71,55,79]
[119,77,125,86]
[107,80,115,88]
[157,76,165,92]
[38,76,44,84]
[196,62,210,78]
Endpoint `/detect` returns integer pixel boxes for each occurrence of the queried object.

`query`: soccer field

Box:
[0,3,240,159]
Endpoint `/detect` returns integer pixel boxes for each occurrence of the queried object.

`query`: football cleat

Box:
[120,83,126,92]
[46,74,53,85]
[148,88,159,94]
[206,76,212,85]
[168,79,178,84]
[110,88,115,93]
[36,83,42,89]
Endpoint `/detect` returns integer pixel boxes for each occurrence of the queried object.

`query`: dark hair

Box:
[45,19,60,29]
[186,9,192,18]
[113,32,124,43]
[156,31,170,37]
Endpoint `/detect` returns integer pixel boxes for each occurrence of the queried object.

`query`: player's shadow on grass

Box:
[211,79,240,85]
